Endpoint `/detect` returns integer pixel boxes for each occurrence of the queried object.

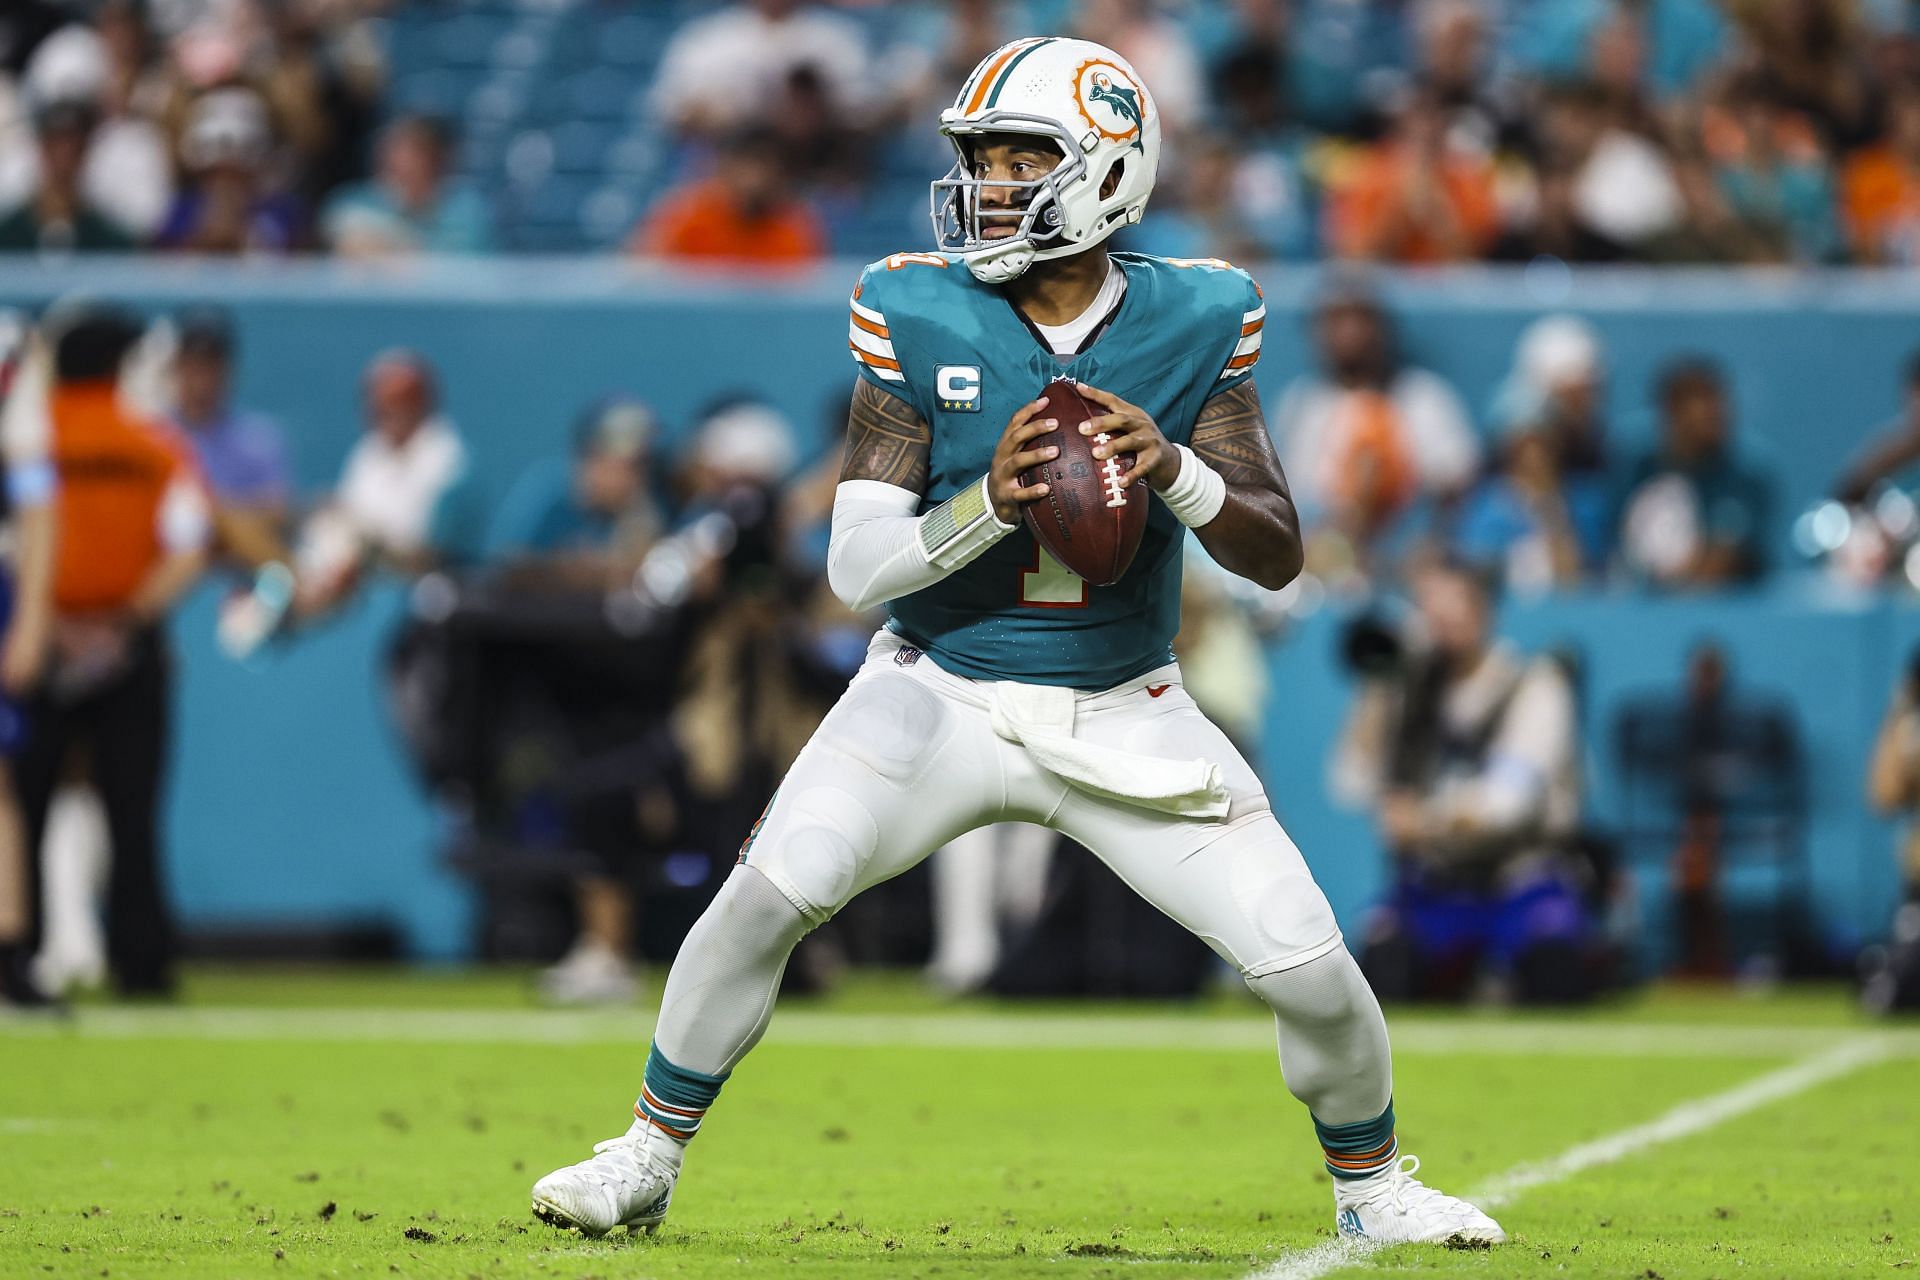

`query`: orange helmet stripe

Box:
[964,38,1043,115]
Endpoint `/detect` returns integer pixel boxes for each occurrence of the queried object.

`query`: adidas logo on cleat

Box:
[1337,1207,1366,1238]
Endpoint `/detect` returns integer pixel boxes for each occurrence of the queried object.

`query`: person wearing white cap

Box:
[1489,313,1609,477]
[0,23,171,241]
[1453,315,1613,594]
[157,88,302,255]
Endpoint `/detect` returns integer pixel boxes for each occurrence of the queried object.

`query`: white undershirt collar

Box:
[1030,260,1127,358]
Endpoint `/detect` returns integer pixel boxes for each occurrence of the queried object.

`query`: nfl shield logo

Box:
[894,646,923,667]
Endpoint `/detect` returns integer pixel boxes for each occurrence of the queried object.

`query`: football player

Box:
[532,37,1505,1248]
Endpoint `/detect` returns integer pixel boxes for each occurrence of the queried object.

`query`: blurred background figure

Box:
[1323,81,1501,265]
[1835,351,1920,506]
[1130,128,1314,264]
[295,349,475,617]
[0,20,168,248]
[1271,282,1480,586]
[17,305,208,999]
[1332,558,1600,1004]
[1531,81,1682,257]
[1706,73,1842,265]
[164,308,292,571]
[1841,77,1920,264]
[1617,358,1771,589]
[1073,0,1203,137]
[925,822,1053,994]
[629,126,824,267]
[486,397,666,1006]
[1454,315,1613,594]
[0,314,56,1007]
[1491,157,1626,263]
[1614,642,1807,982]
[648,0,869,143]
[1489,315,1611,476]
[488,396,661,592]
[157,87,302,256]
[322,115,491,258]
[0,99,133,254]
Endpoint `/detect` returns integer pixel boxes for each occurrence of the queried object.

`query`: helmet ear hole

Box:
[1099,158,1124,201]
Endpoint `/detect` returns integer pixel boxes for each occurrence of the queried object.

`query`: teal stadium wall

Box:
[1,260,1916,964]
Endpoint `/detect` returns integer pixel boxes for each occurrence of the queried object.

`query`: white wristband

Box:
[1160,444,1227,528]
[919,474,1016,569]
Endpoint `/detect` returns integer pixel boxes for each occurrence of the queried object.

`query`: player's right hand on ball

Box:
[989,396,1058,525]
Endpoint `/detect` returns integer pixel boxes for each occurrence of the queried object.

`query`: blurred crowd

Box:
[6,0,1920,264]
[1267,281,1784,599]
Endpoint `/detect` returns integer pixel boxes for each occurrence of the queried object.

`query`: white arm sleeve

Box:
[827,478,1014,613]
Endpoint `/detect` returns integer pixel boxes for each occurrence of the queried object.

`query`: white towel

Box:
[988,682,1230,820]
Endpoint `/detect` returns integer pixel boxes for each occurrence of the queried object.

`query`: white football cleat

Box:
[531,1120,682,1237]
[1332,1155,1506,1245]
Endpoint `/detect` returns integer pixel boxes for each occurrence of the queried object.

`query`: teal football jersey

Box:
[847,251,1265,690]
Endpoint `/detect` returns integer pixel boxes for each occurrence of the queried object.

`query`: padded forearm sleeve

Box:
[827,478,1014,612]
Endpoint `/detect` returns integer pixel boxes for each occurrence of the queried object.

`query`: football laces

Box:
[1094,431,1127,508]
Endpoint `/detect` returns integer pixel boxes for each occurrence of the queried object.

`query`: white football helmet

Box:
[932,37,1161,284]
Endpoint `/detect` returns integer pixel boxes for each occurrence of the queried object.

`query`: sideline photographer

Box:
[1332,557,1600,1003]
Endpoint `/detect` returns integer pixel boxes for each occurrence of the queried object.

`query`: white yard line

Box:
[0,1117,63,1133]
[1242,1036,1891,1280]
[2,1004,1914,1059]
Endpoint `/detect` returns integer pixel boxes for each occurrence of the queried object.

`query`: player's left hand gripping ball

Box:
[1075,383,1180,492]
[1017,379,1152,586]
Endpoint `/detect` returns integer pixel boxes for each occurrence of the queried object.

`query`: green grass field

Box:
[3,969,1916,1279]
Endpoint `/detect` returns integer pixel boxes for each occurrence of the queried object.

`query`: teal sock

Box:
[634,1041,729,1141]
[1314,1099,1397,1180]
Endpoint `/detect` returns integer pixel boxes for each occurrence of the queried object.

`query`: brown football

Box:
[1018,378,1149,587]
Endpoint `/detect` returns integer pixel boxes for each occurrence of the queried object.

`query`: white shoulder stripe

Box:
[1243,303,1266,325]
[850,296,887,328]
[865,365,906,383]
[849,321,897,360]
[1232,329,1263,359]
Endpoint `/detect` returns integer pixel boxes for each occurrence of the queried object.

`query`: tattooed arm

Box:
[839,378,933,490]
[1075,379,1302,591]
[1183,381,1303,590]
[826,379,1040,612]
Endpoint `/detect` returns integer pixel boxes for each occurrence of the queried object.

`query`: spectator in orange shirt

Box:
[17,305,210,998]
[1325,84,1501,264]
[1842,80,1920,265]
[629,128,825,266]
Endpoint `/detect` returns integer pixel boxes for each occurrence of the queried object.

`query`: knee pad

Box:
[1216,816,1342,977]
[822,675,946,787]
[756,786,878,923]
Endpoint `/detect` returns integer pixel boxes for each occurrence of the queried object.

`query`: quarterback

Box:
[532,37,1505,1248]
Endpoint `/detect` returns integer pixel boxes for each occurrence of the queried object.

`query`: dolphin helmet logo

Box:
[1074,60,1146,153]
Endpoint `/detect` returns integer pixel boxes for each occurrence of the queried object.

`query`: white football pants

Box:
[737,631,1343,976]
[650,630,1395,1129]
